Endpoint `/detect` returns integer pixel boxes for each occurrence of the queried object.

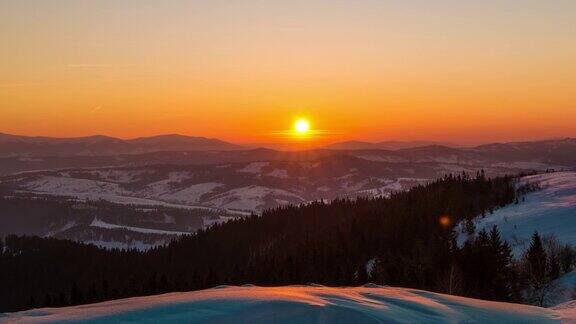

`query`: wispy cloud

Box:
[0,83,28,88]
[91,105,103,113]
[65,63,115,69]
[64,63,136,70]
[0,82,53,88]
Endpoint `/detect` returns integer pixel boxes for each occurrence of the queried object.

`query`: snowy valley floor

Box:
[2,285,575,323]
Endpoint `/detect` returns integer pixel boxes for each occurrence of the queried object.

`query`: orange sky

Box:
[1,1,575,146]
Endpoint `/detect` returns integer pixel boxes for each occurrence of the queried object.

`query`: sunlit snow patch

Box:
[3,285,569,323]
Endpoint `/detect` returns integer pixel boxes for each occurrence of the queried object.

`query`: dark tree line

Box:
[0,173,560,312]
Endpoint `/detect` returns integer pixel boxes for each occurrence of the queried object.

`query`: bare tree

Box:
[438,263,463,295]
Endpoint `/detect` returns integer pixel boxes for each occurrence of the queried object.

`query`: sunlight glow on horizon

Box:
[1,1,575,144]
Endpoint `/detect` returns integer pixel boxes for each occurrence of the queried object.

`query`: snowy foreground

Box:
[3,285,576,323]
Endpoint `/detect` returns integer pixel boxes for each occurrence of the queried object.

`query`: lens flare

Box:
[439,215,452,228]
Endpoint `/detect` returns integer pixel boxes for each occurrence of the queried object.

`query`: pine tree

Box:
[147,272,158,295]
[27,296,36,309]
[87,282,98,303]
[488,226,516,301]
[43,294,52,308]
[101,280,109,300]
[70,281,83,305]
[524,231,557,306]
[58,292,66,307]
[160,273,169,292]
[527,232,547,289]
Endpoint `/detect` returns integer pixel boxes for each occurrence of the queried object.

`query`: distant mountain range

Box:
[0,133,460,157]
[0,135,575,175]
[0,133,243,157]
[4,132,575,159]
[323,140,459,150]
[1,135,575,248]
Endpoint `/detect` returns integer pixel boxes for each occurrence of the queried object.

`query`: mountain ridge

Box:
[0,132,243,157]
[323,140,459,150]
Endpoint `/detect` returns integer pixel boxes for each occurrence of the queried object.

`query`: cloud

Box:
[0,82,53,88]
[91,105,103,113]
[0,83,28,88]
[65,64,114,69]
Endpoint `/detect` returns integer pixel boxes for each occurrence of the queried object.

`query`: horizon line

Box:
[1,131,574,148]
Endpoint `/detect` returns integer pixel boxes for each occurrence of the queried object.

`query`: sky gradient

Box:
[1,0,575,145]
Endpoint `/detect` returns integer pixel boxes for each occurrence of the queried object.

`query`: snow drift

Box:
[3,285,573,323]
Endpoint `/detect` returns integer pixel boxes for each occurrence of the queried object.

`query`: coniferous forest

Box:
[1,172,572,312]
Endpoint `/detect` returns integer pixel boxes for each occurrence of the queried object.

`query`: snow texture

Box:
[3,285,571,323]
[84,240,159,251]
[156,183,224,205]
[90,218,191,235]
[237,162,269,174]
[205,185,304,211]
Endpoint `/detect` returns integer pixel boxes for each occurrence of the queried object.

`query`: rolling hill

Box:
[324,140,457,150]
[0,133,243,157]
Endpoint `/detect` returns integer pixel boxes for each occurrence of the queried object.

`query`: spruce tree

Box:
[70,281,83,305]
[488,226,515,301]
[527,231,547,289]
[524,231,555,306]
[43,294,52,308]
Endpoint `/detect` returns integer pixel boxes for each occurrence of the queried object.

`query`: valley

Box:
[1,137,575,250]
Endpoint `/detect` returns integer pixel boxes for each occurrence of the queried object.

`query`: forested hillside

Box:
[1,172,560,312]
[0,194,228,249]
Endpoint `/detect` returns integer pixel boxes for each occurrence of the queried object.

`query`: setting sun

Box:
[2,1,576,321]
[294,119,310,134]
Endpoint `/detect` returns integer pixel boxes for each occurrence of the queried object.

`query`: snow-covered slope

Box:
[4,161,434,213]
[456,171,576,308]
[2,285,571,323]
[205,185,305,211]
[89,218,191,235]
[459,172,576,256]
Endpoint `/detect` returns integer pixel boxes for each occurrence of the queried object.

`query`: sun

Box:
[294,119,310,134]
